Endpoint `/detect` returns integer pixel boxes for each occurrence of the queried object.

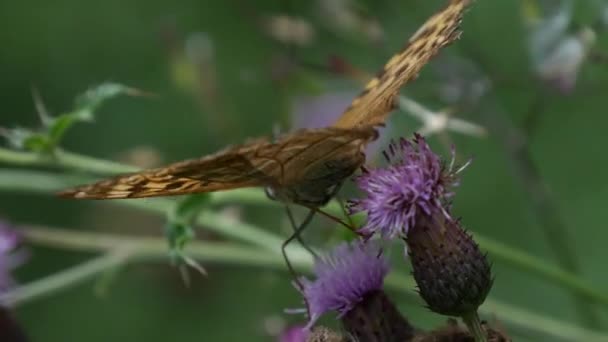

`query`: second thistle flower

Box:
[295,241,414,341]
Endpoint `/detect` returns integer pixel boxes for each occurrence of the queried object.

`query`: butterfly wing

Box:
[57,141,274,199]
[333,0,470,129]
[58,127,377,200]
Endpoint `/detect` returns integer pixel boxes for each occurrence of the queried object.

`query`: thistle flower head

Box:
[349,134,465,239]
[296,241,389,330]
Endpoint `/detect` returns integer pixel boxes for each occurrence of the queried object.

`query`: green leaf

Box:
[165,194,211,255]
[0,127,51,152]
[165,222,195,253]
[165,194,210,251]
[73,82,141,114]
[164,194,212,274]
[46,113,81,147]
[45,82,146,148]
[22,133,51,152]
[164,221,206,277]
[1,83,148,154]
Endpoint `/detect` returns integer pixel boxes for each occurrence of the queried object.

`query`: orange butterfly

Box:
[59,0,470,208]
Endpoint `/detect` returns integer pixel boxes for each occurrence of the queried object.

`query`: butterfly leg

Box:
[281,208,316,288]
[336,195,355,229]
[306,205,364,237]
[284,205,318,258]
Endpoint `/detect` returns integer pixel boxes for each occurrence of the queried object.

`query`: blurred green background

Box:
[1,0,608,341]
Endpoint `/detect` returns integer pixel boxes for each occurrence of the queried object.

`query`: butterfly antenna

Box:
[305,205,360,235]
[281,208,316,289]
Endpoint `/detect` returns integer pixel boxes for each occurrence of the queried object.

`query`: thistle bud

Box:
[406,213,492,316]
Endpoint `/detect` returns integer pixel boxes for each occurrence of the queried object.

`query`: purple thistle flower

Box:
[0,225,20,256]
[0,221,25,293]
[349,134,466,239]
[407,213,493,316]
[296,241,389,330]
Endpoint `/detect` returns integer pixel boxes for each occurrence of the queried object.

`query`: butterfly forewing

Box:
[58,127,377,201]
[333,0,471,129]
[58,146,271,199]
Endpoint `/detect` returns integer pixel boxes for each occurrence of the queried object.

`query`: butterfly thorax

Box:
[264,148,366,207]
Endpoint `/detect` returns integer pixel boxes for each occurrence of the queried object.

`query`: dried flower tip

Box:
[406,213,493,316]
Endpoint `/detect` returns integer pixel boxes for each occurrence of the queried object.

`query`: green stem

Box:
[4,226,314,307]
[0,147,137,174]
[474,235,608,304]
[0,250,130,306]
[462,311,488,342]
[1,168,607,306]
[15,225,608,342]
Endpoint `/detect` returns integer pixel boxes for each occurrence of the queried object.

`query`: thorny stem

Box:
[0,250,130,307]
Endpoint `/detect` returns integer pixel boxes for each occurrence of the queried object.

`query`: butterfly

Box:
[59,0,470,208]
